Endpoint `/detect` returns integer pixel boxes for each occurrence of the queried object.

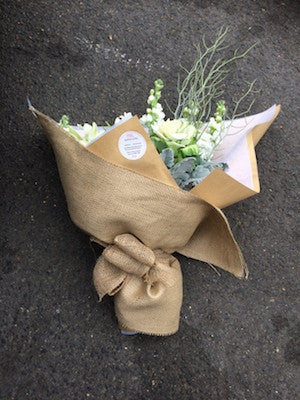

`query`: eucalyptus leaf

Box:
[160,148,175,168]
[170,157,196,188]
[184,161,228,189]
[202,161,228,172]
[191,164,212,180]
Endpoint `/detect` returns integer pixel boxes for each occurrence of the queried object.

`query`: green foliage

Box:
[160,147,228,188]
[170,157,196,188]
[59,115,70,129]
[160,148,175,168]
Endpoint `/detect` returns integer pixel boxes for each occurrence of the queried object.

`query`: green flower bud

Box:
[154,79,164,89]
[59,115,70,128]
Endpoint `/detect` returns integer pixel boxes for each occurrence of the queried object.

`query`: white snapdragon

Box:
[141,79,166,135]
[140,113,153,125]
[152,103,165,123]
[141,102,165,124]
[208,117,220,132]
[197,117,223,159]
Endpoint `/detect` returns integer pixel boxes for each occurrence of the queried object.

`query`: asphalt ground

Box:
[1,1,299,399]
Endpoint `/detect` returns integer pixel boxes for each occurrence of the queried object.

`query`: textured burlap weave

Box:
[33,109,247,335]
[93,234,182,335]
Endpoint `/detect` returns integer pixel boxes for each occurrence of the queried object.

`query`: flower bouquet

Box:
[29,29,280,335]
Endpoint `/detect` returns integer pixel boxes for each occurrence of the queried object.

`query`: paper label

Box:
[118,131,147,160]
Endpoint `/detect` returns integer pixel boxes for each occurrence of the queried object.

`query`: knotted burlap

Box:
[93,234,182,335]
[32,108,249,335]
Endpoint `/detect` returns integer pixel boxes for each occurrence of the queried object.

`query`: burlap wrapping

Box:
[32,108,248,335]
[93,234,182,335]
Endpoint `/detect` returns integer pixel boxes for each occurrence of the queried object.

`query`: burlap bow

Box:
[93,234,183,336]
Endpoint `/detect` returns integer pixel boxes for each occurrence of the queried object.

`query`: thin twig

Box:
[207,263,221,276]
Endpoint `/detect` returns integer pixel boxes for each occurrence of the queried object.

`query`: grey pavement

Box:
[1,1,299,399]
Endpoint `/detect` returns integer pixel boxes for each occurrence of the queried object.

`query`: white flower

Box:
[77,122,98,142]
[155,119,197,142]
[196,140,214,159]
[196,118,224,159]
[140,114,153,124]
[208,117,221,132]
[153,103,163,112]
[114,112,133,125]
[152,104,165,122]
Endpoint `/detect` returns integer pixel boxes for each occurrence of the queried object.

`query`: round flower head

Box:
[156,119,197,143]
